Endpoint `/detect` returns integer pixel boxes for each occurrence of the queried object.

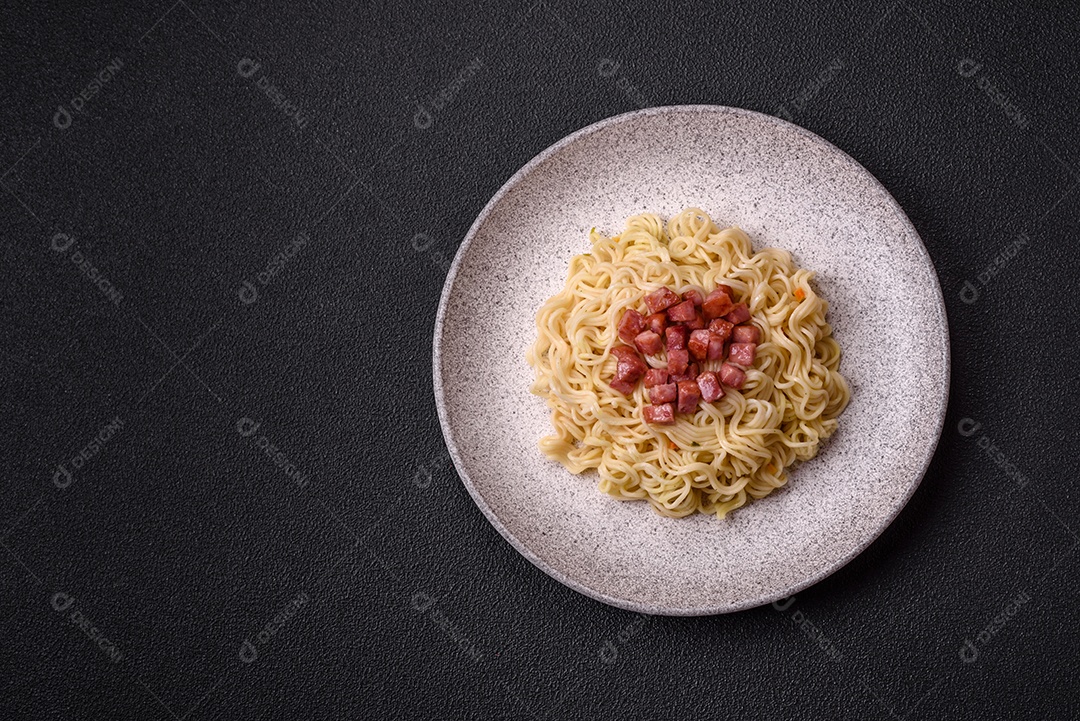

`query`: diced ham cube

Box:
[646,312,667,336]
[667,300,696,322]
[729,342,756,367]
[719,362,746,389]
[707,335,726,360]
[610,378,635,395]
[634,330,663,356]
[732,325,761,344]
[667,348,689,375]
[716,283,735,299]
[620,358,648,382]
[688,329,711,360]
[665,325,688,351]
[669,363,699,383]
[677,380,701,413]
[724,303,751,324]
[697,371,724,402]
[643,368,668,388]
[684,310,706,330]
[644,287,680,314]
[611,345,641,364]
[682,288,704,306]
[611,345,647,387]
[649,383,677,404]
[702,288,734,320]
[643,403,676,425]
[708,319,734,342]
[617,309,645,343]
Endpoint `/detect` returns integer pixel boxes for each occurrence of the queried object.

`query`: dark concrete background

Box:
[2,1,1078,718]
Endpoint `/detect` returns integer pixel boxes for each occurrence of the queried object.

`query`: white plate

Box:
[433,106,950,615]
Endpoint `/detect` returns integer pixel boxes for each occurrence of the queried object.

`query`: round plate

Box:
[433,105,949,615]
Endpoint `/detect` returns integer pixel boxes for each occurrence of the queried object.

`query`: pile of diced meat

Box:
[610,284,761,426]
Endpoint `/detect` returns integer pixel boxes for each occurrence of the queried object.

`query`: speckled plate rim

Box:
[433,104,951,615]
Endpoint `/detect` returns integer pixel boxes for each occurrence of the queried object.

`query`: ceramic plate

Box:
[433,105,949,615]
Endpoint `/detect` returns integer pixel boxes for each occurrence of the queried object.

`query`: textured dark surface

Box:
[2,1,1078,719]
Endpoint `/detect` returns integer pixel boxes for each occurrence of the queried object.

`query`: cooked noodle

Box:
[526,208,850,518]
